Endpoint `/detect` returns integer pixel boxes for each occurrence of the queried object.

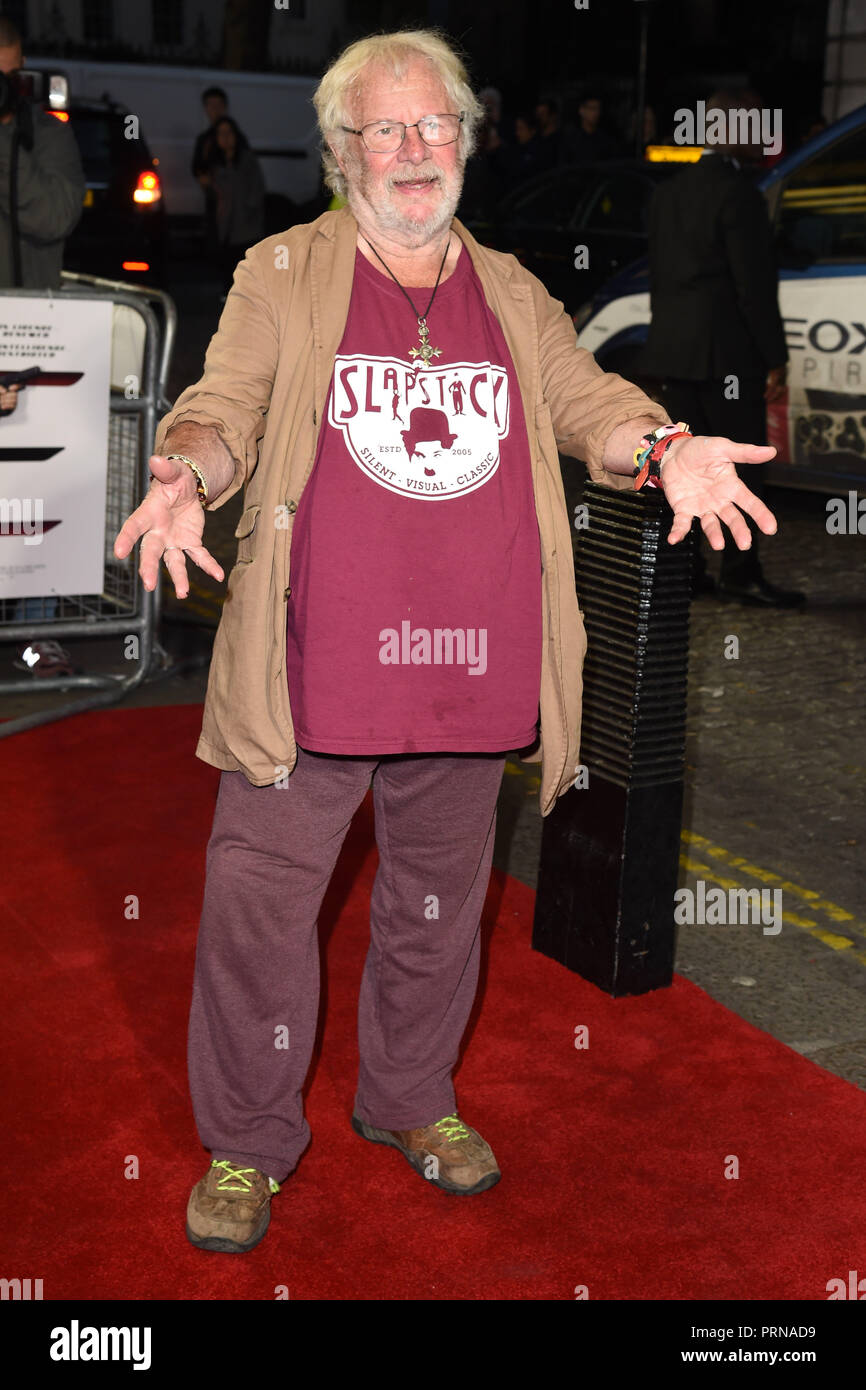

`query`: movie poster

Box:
[0,295,112,599]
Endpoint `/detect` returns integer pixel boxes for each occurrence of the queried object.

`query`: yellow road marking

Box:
[680,853,866,966]
[682,829,860,927]
[502,759,864,963]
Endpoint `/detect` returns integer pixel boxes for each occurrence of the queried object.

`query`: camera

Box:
[0,68,67,118]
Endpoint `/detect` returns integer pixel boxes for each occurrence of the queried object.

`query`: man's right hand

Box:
[113,454,226,599]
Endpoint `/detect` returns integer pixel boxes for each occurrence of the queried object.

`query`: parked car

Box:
[60,97,167,287]
[464,160,678,309]
[575,106,866,492]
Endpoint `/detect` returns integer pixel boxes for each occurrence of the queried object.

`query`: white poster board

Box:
[0,295,112,599]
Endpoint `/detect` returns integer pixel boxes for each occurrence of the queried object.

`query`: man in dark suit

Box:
[642,89,803,606]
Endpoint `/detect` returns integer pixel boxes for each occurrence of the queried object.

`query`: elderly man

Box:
[115,30,778,1255]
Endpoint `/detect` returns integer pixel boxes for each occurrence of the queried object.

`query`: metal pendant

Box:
[408,316,442,368]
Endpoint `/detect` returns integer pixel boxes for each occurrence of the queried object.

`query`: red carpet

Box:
[2,704,863,1300]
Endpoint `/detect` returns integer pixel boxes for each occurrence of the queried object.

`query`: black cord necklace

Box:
[361,232,451,367]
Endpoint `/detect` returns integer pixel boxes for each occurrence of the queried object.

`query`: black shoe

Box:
[717,575,806,608]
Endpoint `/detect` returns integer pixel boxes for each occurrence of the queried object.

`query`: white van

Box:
[29,58,321,218]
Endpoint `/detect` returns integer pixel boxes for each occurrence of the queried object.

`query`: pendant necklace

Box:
[361,232,451,367]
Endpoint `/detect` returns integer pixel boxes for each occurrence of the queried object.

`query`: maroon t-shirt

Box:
[285,243,542,754]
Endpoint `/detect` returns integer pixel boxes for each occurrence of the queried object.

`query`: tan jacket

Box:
[154,206,669,816]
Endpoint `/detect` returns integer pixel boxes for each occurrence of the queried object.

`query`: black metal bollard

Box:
[532,483,693,996]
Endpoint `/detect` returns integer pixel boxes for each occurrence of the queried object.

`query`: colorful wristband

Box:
[633,423,692,491]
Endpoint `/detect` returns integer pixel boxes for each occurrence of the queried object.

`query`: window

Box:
[70,110,113,183]
[503,169,599,231]
[580,173,652,236]
[81,0,113,43]
[776,125,866,264]
[152,0,183,46]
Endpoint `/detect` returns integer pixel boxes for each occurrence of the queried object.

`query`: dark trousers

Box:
[188,746,507,1183]
[659,376,767,584]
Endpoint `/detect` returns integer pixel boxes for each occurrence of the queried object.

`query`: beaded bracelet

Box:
[166,454,208,507]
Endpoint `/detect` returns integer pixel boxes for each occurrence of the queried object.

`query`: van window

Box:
[580,172,651,236]
[776,126,866,263]
[70,110,113,185]
[504,168,598,230]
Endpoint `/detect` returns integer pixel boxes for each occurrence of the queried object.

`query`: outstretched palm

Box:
[661,436,778,549]
[113,454,225,598]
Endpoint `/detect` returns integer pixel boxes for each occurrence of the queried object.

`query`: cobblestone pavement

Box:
[3,262,863,1088]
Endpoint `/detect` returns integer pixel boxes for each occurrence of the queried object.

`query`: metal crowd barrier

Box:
[0,271,177,737]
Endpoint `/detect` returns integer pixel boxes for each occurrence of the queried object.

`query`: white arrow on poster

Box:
[0,295,112,600]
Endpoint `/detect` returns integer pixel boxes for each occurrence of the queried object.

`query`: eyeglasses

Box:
[340,113,465,153]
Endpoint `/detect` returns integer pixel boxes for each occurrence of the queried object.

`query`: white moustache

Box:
[390,173,442,187]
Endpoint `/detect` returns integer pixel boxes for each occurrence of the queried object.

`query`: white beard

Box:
[346,156,465,249]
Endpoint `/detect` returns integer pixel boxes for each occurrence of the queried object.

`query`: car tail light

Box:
[122,262,150,272]
[133,170,161,205]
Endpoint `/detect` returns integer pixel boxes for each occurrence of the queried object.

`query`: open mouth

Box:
[393,177,439,193]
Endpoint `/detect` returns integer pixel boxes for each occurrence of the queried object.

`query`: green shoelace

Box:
[211,1159,280,1195]
[432,1114,472,1143]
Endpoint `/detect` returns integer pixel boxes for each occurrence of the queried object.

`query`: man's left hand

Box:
[661,435,778,549]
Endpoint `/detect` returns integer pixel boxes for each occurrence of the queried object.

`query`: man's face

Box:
[580,98,601,131]
[411,437,454,474]
[0,42,23,76]
[333,60,464,247]
[204,95,226,124]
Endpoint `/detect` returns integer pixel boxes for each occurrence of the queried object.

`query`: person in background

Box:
[569,88,621,161]
[628,103,658,157]
[641,87,804,607]
[458,83,511,221]
[209,116,265,294]
[508,110,542,185]
[0,15,85,287]
[191,86,228,255]
[533,97,570,170]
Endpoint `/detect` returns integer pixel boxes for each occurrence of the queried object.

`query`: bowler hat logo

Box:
[329,353,510,500]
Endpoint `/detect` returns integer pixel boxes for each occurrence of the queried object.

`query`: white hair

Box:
[313,29,485,199]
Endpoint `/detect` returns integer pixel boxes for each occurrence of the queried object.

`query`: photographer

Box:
[0,16,85,288]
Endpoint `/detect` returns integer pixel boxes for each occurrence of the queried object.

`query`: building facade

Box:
[7,0,348,72]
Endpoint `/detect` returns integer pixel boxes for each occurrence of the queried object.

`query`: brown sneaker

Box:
[351,1112,501,1195]
[186,1159,281,1253]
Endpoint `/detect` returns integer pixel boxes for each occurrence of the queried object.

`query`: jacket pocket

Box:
[234,502,262,564]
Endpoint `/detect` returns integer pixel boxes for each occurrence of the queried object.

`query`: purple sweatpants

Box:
[188,746,506,1183]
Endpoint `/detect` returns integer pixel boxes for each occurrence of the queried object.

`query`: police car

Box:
[575,105,866,491]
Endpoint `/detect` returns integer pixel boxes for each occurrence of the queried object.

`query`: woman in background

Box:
[208,116,265,294]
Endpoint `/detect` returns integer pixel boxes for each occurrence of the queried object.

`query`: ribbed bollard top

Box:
[575,483,693,789]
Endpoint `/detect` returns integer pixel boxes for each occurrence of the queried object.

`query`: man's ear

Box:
[328,139,349,177]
